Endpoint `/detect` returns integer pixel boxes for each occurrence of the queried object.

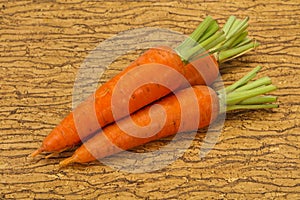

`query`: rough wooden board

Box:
[0,0,299,199]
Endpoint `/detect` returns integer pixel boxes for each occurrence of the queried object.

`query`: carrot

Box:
[31,16,258,157]
[59,66,278,167]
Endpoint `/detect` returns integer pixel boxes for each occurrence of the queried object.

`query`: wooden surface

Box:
[1,0,299,199]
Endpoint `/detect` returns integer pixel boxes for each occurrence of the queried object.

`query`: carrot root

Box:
[30,147,44,157]
[45,147,70,159]
[59,156,77,168]
[45,152,59,159]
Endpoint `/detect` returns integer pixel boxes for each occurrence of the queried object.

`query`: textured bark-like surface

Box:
[0,0,299,199]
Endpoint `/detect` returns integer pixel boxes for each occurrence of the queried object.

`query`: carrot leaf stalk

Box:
[175,16,258,63]
[239,96,277,105]
[219,66,278,113]
[176,16,216,52]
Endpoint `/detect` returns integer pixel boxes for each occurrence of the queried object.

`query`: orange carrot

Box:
[31,16,258,157]
[60,86,219,165]
[59,66,278,167]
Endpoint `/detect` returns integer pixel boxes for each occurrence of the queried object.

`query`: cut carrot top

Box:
[218,66,278,112]
[175,16,259,63]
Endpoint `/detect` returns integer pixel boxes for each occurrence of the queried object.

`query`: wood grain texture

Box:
[0,0,299,199]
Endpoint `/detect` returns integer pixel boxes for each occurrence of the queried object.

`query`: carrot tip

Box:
[59,156,76,168]
[30,147,44,158]
[45,147,70,159]
[45,152,59,159]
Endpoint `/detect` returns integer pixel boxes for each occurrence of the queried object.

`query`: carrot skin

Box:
[184,54,219,86]
[60,85,219,165]
[38,47,219,154]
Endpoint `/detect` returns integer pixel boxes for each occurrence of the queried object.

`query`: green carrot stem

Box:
[226,85,277,105]
[229,19,241,33]
[198,21,219,43]
[218,41,259,63]
[224,19,240,38]
[190,16,215,42]
[239,96,277,105]
[234,76,272,92]
[230,31,248,48]
[225,66,261,93]
[188,34,227,60]
[236,38,251,47]
[201,31,226,50]
[226,104,278,112]
[222,16,236,35]
[226,17,249,39]
[184,31,224,60]
[219,66,278,113]
[175,15,258,63]
[175,16,214,52]
[222,28,248,49]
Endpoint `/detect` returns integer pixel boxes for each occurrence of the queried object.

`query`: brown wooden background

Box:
[1,0,299,199]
